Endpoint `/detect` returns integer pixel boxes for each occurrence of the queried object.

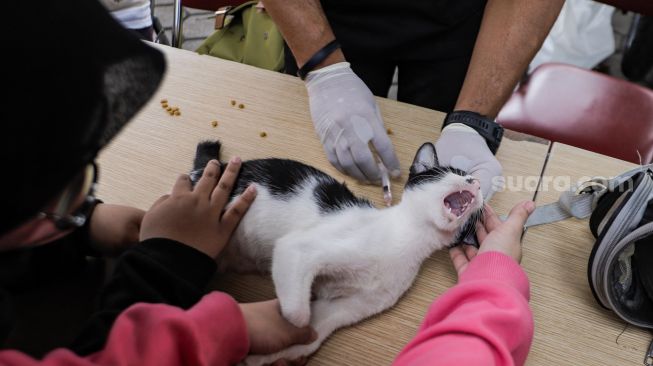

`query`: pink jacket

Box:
[0,252,531,365]
[394,252,533,366]
[0,292,249,365]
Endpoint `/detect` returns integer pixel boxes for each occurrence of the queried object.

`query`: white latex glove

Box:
[305,62,401,183]
[435,123,503,200]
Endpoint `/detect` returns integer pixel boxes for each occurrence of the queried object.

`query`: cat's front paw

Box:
[240,342,319,366]
[238,354,267,366]
[281,303,311,328]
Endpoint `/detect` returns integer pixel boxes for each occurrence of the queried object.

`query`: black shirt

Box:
[0,222,217,356]
[321,0,487,59]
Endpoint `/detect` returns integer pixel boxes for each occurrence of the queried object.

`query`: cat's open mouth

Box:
[444,190,475,219]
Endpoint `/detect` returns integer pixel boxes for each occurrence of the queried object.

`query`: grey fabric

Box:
[512,164,653,329]
[601,222,653,328]
[590,177,653,307]
[519,164,653,228]
[523,189,597,227]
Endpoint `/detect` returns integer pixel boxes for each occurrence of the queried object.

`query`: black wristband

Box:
[297,40,341,80]
[442,111,504,155]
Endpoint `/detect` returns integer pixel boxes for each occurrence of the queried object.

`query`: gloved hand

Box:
[305,62,401,183]
[435,123,503,200]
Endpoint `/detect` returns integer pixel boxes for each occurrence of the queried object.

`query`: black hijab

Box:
[0,0,166,235]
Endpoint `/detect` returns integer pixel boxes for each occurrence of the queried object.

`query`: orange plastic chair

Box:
[497,63,653,164]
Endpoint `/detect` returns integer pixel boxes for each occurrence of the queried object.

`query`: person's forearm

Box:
[264,0,344,69]
[455,0,564,118]
[0,293,249,366]
[394,252,533,366]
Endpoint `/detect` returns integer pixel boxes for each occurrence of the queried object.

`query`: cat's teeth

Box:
[448,207,452,213]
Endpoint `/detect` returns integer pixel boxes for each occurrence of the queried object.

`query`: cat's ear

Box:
[410,143,439,175]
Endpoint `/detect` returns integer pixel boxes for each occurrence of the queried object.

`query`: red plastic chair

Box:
[497,63,653,164]
[172,0,248,48]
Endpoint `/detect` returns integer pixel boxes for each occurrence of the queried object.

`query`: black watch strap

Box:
[442,111,504,155]
[297,40,341,80]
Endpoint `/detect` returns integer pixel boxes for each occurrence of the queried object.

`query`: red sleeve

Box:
[0,292,249,366]
[393,252,533,366]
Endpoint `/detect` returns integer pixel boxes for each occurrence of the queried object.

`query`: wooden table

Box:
[96,44,548,365]
[522,143,649,366]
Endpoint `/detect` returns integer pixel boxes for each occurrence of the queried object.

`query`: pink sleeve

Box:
[393,252,533,366]
[0,292,249,366]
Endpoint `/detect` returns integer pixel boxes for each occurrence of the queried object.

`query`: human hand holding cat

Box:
[435,123,503,200]
[450,200,534,275]
[139,158,257,258]
[476,201,535,263]
[239,299,317,361]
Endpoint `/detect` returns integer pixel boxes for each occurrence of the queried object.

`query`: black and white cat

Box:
[189,141,483,365]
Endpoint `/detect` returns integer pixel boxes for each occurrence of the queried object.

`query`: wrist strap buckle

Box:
[443,111,504,154]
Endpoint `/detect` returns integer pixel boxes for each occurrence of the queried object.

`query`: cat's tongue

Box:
[444,191,475,218]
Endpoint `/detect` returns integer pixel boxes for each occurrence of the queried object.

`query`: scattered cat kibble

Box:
[259,131,267,138]
[386,128,393,135]
[230,100,236,106]
[160,99,182,117]
[238,103,245,109]
[211,120,218,127]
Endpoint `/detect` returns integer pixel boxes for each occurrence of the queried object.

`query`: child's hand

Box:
[139,157,256,258]
[449,200,534,276]
[476,201,534,262]
[239,299,317,357]
[89,204,145,256]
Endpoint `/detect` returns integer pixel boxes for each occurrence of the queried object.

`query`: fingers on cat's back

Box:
[195,160,221,196]
[221,185,257,229]
[211,157,242,207]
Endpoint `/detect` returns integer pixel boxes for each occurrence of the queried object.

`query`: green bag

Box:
[196,1,284,72]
